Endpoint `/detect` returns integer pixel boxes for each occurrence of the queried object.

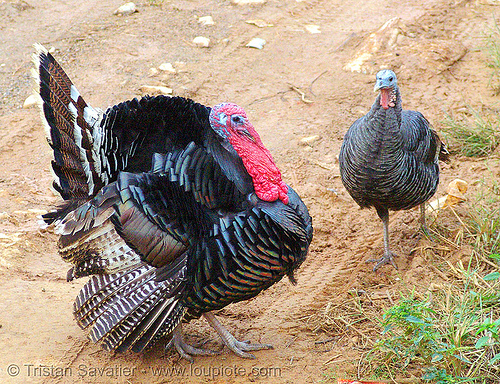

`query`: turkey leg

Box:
[367,207,398,271]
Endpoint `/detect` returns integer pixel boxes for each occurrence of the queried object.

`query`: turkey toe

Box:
[204,312,273,359]
[367,251,398,271]
[169,324,222,362]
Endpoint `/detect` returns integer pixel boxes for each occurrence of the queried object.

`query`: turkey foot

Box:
[204,312,273,359]
[167,324,222,362]
[367,250,398,271]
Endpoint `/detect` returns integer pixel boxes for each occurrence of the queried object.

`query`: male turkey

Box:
[33,44,313,360]
[339,69,448,271]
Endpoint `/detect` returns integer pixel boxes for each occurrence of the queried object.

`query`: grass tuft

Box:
[371,275,500,383]
[441,107,500,158]
[483,19,500,94]
[462,178,500,256]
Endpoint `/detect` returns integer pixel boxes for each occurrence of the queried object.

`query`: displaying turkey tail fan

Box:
[32,43,105,201]
[74,262,187,353]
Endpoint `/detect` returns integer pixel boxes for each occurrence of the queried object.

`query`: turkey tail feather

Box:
[74,263,187,353]
[32,43,104,201]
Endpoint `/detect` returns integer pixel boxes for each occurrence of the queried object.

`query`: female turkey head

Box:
[209,103,289,204]
[374,69,398,110]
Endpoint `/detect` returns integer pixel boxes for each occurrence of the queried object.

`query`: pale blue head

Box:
[374,69,398,92]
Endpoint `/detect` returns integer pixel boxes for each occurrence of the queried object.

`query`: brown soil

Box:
[1,0,499,383]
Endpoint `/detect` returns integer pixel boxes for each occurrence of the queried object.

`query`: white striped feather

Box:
[74,263,187,353]
[75,265,156,328]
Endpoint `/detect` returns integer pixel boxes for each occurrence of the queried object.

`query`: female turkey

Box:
[339,69,448,271]
[33,44,313,360]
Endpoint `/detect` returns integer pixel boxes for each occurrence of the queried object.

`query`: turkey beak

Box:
[374,81,384,92]
[239,128,256,142]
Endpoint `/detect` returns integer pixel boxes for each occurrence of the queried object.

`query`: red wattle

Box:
[229,126,289,204]
[380,88,390,110]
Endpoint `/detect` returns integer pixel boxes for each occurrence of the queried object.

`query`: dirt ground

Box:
[1,0,500,383]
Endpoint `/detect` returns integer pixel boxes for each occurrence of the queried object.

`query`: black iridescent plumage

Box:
[339,70,448,270]
[33,44,312,359]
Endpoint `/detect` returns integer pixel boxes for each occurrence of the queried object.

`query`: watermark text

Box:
[3,363,282,379]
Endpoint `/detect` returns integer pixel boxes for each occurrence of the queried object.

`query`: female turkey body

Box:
[340,89,439,213]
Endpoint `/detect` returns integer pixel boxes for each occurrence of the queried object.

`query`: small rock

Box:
[426,179,468,216]
[159,63,176,73]
[113,2,137,16]
[246,37,266,49]
[23,94,38,109]
[139,85,173,96]
[149,68,159,76]
[48,46,56,54]
[304,25,321,34]
[299,135,320,145]
[198,16,214,26]
[193,36,210,48]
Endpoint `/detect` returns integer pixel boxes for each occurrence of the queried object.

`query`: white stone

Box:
[246,37,266,49]
[245,19,273,28]
[198,16,214,26]
[300,135,320,145]
[304,25,321,34]
[113,2,137,16]
[159,63,176,73]
[193,36,210,48]
[23,94,38,109]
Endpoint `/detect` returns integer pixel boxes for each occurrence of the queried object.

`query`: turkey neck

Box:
[361,87,404,163]
[206,132,255,198]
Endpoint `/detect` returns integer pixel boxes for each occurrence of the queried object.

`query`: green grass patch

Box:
[371,275,500,383]
[441,107,500,158]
